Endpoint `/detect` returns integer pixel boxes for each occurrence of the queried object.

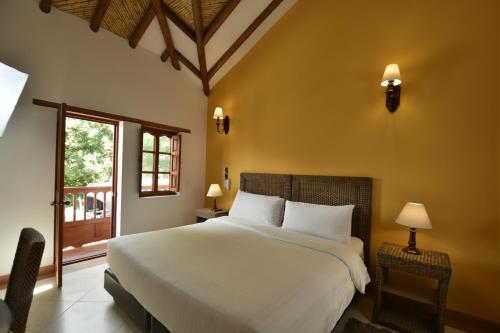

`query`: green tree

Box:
[64,118,114,187]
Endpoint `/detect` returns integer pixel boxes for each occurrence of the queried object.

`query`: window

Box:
[140,127,181,197]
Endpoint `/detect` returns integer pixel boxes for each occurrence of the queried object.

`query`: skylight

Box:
[0,62,28,137]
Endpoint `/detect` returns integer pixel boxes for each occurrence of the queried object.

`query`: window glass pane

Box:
[141,173,153,192]
[158,173,170,191]
[142,152,154,172]
[143,132,155,151]
[158,154,170,172]
[159,136,170,153]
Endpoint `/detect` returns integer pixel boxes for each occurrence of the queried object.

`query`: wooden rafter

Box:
[129,4,155,48]
[208,0,284,80]
[152,0,180,70]
[90,0,111,32]
[161,2,197,43]
[39,0,52,13]
[192,0,210,96]
[203,0,241,45]
[161,49,201,79]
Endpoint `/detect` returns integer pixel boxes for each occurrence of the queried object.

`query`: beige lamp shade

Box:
[381,64,401,87]
[206,184,223,197]
[213,107,223,119]
[395,202,432,229]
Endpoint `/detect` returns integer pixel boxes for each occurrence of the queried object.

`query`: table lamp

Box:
[206,184,223,211]
[395,202,432,255]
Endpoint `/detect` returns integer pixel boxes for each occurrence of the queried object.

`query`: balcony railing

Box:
[63,186,113,249]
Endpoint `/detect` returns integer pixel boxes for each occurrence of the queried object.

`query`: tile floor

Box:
[0,258,467,333]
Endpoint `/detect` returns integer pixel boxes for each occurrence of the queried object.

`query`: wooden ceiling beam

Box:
[161,49,201,79]
[203,0,241,45]
[161,2,197,43]
[90,0,111,32]
[129,4,155,48]
[208,0,284,80]
[39,0,52,13]
[192,0,210,96]
[152,0,180,71]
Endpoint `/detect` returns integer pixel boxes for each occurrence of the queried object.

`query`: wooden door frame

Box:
[53,103,66,287]
[53,106,120,285]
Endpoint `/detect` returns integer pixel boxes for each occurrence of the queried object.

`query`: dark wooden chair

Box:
[0,228,45,333]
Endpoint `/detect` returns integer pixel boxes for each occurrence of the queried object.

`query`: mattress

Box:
[107,216,370,333]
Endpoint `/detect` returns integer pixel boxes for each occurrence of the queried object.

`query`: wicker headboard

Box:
[240,173,372,265]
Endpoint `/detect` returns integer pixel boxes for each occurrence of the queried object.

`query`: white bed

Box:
[108,216,370,333]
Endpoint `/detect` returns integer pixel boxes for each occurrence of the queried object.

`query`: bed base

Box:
[105,173,372,332]
[104,269,170,333]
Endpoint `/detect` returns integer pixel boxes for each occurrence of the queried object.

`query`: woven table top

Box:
[377,243,451,280]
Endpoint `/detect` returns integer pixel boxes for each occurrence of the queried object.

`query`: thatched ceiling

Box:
[52,0,229,39]
[41,0,293,95]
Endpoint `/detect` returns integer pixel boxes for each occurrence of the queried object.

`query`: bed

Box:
[105,173,373,333]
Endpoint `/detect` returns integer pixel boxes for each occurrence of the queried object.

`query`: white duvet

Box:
[107,216,370,333]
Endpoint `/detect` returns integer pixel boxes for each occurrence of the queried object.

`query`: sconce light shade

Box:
[213,107,230,134]
[213,107,223,119]
[0,62,29,137]
[381,64,401,112]
[381,64,401,87]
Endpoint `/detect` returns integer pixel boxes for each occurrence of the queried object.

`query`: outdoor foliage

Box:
[64,118,114,187]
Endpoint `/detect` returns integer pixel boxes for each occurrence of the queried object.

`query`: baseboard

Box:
[0,264,55,290]
[364,285,500,333]
[446,308,500,333]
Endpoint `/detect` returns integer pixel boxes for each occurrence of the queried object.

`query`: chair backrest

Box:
[4,228,45,333]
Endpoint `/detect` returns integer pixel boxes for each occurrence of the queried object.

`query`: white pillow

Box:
[229,190,285,226]
[282,201,354,243]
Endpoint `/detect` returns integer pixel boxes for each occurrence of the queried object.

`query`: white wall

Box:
[0,0,208,275]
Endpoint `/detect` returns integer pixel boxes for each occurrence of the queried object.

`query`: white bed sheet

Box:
[107,216,370,333]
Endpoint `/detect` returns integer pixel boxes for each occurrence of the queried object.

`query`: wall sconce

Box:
[381,64,401,112]
[213,107,230,134]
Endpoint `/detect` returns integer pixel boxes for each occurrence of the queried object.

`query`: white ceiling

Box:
[138,0,298,89]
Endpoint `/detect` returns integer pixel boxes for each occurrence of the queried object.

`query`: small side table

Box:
[373,242,451,333]
[195,208,228,223]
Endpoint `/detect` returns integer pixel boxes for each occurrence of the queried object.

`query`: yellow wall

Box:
[205,0,500,322]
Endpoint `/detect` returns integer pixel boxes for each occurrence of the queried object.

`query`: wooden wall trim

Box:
[364,287,500,332]
[446,308,500,333]
[32,98,191,134]
[0,265,55,290]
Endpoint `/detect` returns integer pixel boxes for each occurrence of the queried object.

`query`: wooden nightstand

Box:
[195,208,228,223]
[373,242,451,333]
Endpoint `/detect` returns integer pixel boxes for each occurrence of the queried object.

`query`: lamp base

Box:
[402,228,422,255]
[212,198,222,212]
[402,245,422,255]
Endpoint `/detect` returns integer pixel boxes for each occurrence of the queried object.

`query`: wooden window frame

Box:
[139,126,181,197]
